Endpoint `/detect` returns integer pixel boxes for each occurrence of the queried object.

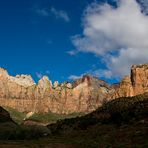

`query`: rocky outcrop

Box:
[0,69,111,114]
[131,64,148,95]
[110,76,134,99]
[1,64,148,115]
[111,64,148,98]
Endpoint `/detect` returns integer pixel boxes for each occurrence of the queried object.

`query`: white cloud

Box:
[51,7,70,22]
[36,72,43,79]
[34,7,70,22]
[36,70,50,79]
[71,0,148,78]
[90,69,113,79]
[68,69,112,81]
[68,74,84,80]
[67,50,79,56]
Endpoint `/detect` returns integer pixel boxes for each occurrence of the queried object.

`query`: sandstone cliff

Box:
[0,69,110,114]
[0,64,148,114]
[111,64,148,98]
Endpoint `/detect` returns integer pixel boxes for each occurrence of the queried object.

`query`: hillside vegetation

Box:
[0,93,147,147]
[47,93,148,147]
[3,106,84,124]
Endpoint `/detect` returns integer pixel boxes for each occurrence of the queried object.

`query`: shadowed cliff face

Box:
[0,106,12,122]
[0,69,110,114]
[0,64,148,114]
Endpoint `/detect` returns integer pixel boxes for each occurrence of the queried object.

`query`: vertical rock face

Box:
[0,64,148,114]
[111,64,148,98]
[110,76,134,98]
[131,64,148,95]
[71,75,111,113]
[0,70,111,114]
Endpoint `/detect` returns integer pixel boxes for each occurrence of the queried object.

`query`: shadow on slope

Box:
[46,93,148,147]
[3,106,84,125]
[48,93,148,131]
[0,93,147,147]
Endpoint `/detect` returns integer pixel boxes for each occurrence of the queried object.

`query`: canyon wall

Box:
[111,64,148,98]
[0,68,110,114]
[0,64,148,114]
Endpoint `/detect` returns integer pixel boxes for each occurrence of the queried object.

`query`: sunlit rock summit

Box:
[0,69,110,114]
[0,64,148,114]
[112,64,148,98]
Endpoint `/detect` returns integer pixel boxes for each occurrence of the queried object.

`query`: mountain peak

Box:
[0,64,148,114]
[132,63,148,69]
[9,74,35,87]
[0,68,8,77]
[38,75,52,88]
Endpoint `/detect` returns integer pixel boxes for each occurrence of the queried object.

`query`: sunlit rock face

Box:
[0,64,148,114]
[0,69,111,114]
[70,75,111,113]
[111,64,148,98]
[131,64,148,95]
[110,76,134,99]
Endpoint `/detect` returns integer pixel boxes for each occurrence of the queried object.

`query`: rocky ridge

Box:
[112,64,148,98]
[0,64,148,114]
[0,68,110,114]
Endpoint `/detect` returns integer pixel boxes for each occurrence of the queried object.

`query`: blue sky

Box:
[0,0,148,83]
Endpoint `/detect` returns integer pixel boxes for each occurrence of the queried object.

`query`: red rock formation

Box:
[131,64,148,95]
[0,64,148,114]
[111,64,148,98]
[0,69,110,114]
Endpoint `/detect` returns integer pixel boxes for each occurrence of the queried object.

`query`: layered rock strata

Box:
[111,64,148,98]
[0,68,110,114]
[0,64,148,114]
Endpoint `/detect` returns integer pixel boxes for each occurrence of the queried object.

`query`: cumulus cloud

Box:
[71,0,148,78]
[51,7,70,22]
[68,69,112,81]
[138,0,148,14]
[90,69,113,79]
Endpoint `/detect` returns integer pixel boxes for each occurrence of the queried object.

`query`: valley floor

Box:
[0,118,147,148]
